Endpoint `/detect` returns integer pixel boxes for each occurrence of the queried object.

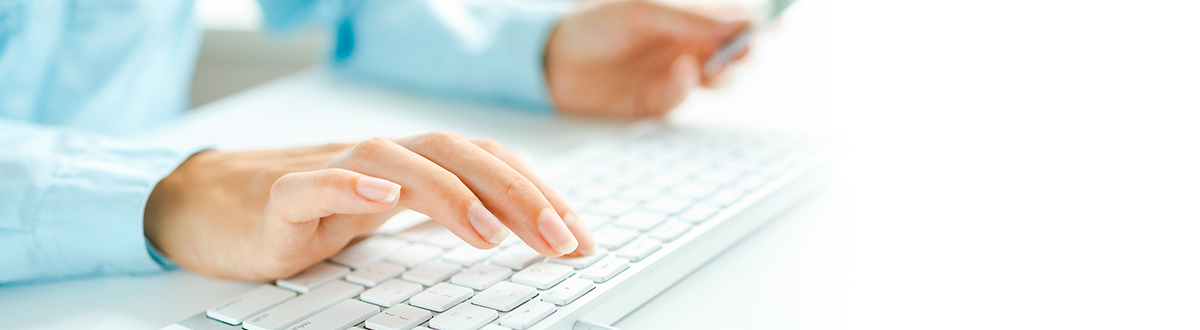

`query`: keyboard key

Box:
[385,243,445,268]
[579,258,629,283]
[549,249,608,269]
[498,234,524,248]
[540,278,595,305]
[646,219,691,242]
[329,237,407,269]
[732,173,771,191]
[499,301,555,330]
[615,238,662,262]
[471,281,537,312]
[613,211,667,231]
[243,281,364,330]
[206,284,296,325]
[360,279,424,307]
[401,261,462,286]
[576,213,613,228]
[429,303,498,330]
[642,196,693,215]
[424,229,465,249]
[488,245,544,270]
[564,195,597,211]
[587,199,638,217]
[283,299,378,330]
[617,186,661,200]
[706,188,744,207]
[596,172,640,186]
[510,262,573,290]
[392,220,443,241]
[696,172,740,186]
[365,304,432,330]
[408,283,474,312]
[441,245,500,266]
[574,186,618,200]
[345,261,406,287]
[590,226,639,250]
[670,183,718,200]
[480,325,513,330]
[646,173,687,187]
[678,203,721,223]
[277,262,351,293]
[450,264,513,290]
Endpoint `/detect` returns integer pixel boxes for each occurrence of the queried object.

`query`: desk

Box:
[0,1,829,329]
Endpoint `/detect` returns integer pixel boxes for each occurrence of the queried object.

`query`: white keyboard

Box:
[164,126,827,330]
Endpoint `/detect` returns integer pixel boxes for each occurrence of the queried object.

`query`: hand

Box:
[144,132,596,281]
[545,0,752,118]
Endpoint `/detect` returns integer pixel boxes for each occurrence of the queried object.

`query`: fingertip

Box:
[562,213,598,256]
[538,208,578,256]
[468,203,509,246]
[356,176,402,203]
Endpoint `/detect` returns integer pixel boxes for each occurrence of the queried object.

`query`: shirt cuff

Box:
[33,143,205,280]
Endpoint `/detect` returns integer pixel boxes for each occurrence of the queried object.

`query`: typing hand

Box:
[546,0,753,118]
[144,132,595,281]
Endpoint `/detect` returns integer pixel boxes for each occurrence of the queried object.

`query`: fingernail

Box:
[469,203,509,245]
[538,208,578,255]
[357,176,401,202]
[564,213,600,256]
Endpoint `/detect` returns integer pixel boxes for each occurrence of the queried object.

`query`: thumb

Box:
[265,168,401,223]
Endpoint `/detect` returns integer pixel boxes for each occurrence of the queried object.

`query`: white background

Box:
[824,0,1200,329]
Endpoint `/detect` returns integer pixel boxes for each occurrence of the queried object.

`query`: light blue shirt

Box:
[0,0,565,284]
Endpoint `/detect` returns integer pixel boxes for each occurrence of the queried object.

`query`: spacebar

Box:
[242,281,364,330]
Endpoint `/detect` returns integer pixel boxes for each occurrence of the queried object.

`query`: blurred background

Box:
[191,0,324,107]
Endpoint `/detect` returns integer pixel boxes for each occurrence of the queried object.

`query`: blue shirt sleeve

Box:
[257,0,569,113]
[0,119,200,284]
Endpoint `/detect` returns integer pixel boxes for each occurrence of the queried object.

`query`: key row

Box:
[210,256,630,330]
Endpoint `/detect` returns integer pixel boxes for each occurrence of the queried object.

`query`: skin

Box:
[547,0,752,117]
[144,0,753,281]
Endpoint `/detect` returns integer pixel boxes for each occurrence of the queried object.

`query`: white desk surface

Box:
[5,0,1200,329]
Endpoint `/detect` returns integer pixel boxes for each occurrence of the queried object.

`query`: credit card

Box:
[702,0,800,75]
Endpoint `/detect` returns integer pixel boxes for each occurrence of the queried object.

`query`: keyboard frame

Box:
[530,132,829,330]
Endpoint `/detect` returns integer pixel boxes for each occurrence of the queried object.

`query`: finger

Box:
[329,137,510,250]
[396,131,579,257]
[648,53,700,117]
[466,137,600,256]
[264,168,401,224]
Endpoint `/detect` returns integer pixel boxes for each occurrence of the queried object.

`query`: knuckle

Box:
[268,171,299,197]
[349,137,392,159]
[472,137,504,153]
[419,130,463,148]
[500,175,539,204]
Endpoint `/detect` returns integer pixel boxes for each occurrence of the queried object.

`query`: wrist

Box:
[143,150,215,262]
